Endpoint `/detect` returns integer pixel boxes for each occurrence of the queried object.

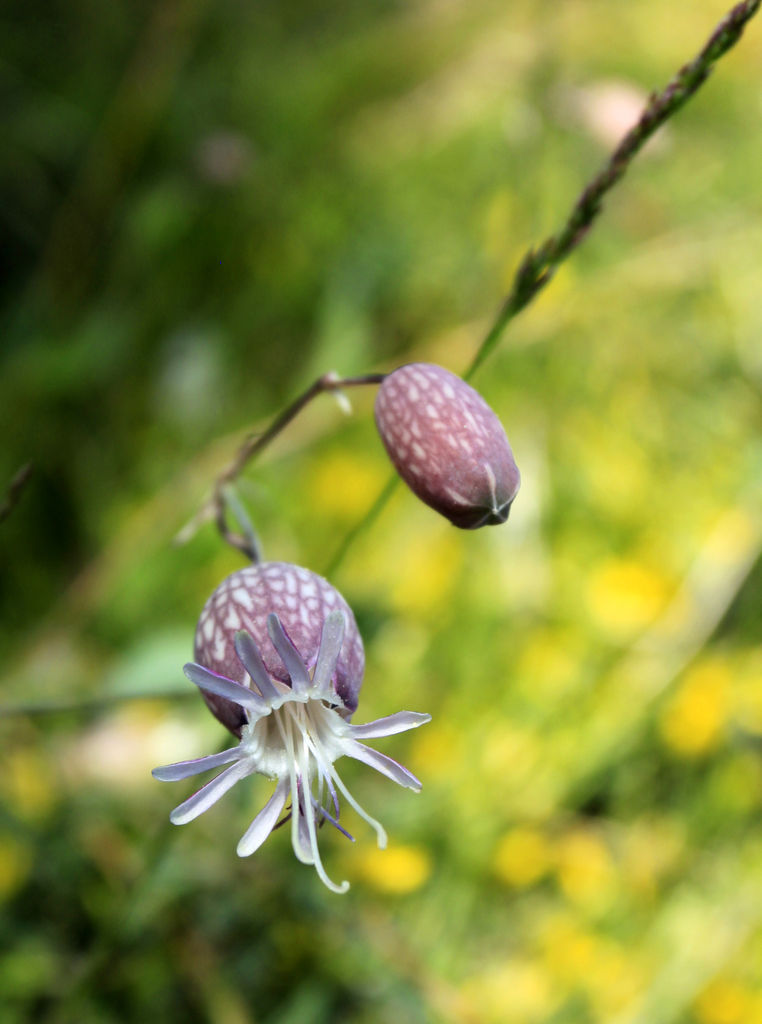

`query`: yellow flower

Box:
[554,828,618,912]
[586,558,670,637]
[584,940,650,1017]
[619,816,684,899]
[409,721,467,783]
[458,959,555,1024]
[307,450,386,520]
[353,843,431,895]
[493,826,551,888]
[694,977,759,1024]
[539,914,598,984]
[659,657,731,757]
[388,528,462,617]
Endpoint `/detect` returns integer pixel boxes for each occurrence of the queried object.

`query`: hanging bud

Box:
[374,362,520,528]
[153,561,430,893]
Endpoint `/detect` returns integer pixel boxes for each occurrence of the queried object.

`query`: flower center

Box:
[240,693,342,779]
[238,691,386,893]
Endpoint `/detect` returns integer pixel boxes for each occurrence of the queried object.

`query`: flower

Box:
[153,563,430,893]
[191,561,366,736]
[375,362,520,528]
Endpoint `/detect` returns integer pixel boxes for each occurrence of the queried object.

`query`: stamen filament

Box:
[274,705,311,864]
[328,761,388,849]
[298,734,348,894]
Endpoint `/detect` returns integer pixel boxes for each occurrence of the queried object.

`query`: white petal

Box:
[152,747,242,781]
[349,711,431,739]
[234,631,280,701]
[267,614,311,693]
[296,807,313,864]
[344,740,423,791]
[183,663,268,715]
[311,610,345,695]
[236,777,289,856]
[169,760,253,825]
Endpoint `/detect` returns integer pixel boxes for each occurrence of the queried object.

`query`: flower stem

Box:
[326,0,760,574]
[199,372,386,560]
[465,0,761,380]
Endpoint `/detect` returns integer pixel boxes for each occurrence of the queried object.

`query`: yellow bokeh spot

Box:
[458,959,555,1024]
[0,836,31,900]
[695,978,758,1024]
[306,449,386,520]
[555,828,618,912]
[493,826,551,888]
[619,816,684,899]
[659,657,731,758]
[705,508,757,566]
[539,914,598,984]
[480,723,540,782]
[584,940,650,1017]
[354,843,431,895]
[571,412,651,521]
[409,721,466,782]
[517,629,580,699]
[586,558,670,637]
[2,748,57,823]
[388,528,462,617]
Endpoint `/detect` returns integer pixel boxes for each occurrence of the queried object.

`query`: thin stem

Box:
[466,0,761,379]
[323,474,399,578]
[207,372,386,560]
[216,373,386,491]
[327,0,761,572]
[215,484,264,564]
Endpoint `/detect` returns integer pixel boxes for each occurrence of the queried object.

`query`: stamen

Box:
[325,772,341,821]
[312,795,354,841]
[274,706,312,864]
[298,735,349,893]
[327,761,388,850]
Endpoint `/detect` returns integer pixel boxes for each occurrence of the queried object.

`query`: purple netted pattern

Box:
[375,363,520,528]
[194,562,365,735]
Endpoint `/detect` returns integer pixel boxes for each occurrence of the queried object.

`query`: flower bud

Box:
[374,362,520,528]
[193,561,365,736]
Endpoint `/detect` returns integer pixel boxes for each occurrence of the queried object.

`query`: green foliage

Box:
[1,1,762,1022]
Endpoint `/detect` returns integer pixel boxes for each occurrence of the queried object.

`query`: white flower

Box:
[153,609,430,893]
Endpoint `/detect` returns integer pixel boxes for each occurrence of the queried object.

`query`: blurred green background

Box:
[2,0,762,1021]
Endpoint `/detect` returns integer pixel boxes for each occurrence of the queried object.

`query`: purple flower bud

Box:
[193,561,365,736]
[152,560,430,892]
[375,362,520,528]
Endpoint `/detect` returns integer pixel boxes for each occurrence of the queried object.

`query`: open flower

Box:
[153,563,430,893]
